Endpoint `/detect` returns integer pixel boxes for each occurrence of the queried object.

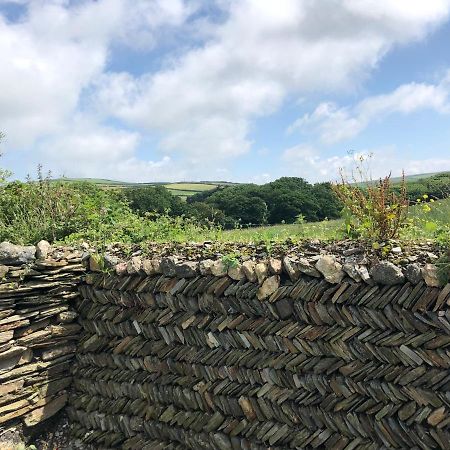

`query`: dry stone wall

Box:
[0,241,83,438]
[68,244,450,450]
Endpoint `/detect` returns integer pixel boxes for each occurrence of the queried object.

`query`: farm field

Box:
[56,178,234,199]
[216,197,450,243]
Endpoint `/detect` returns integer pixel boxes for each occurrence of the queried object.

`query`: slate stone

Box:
[404,263,422,285]
[0,242,35,265]
[422,264,440,287]
[315,255,345,284]
[36,240,51,260]
[370,261,405,285]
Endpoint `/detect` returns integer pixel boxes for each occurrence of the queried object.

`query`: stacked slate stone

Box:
[0,241,83,432]
[69,249,450,450]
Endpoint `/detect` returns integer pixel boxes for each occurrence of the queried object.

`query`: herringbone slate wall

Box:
[69,267,450,450]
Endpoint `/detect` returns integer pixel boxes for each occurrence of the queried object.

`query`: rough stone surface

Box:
[268,258,282,274]
[36,240,51,260]
[174,261,198,278]
[283,257,299,281]
[0,242,35,265]
[404,263,423,285]
[0,264,8,279]
[370,261,405,285]
[343,263,362,282]
[228,264,245,281]
[297,258,321,278]
[422,264,440,287]
[315,255,345,283]
[241,260,257,282]
[127,256,142,274]
[210,260,227,277]
[160,256,178,276]
[257,275,280,300]
[199,259,214,275]
[254,262,268,284]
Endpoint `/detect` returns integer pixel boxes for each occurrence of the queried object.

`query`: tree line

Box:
[126,177,342,228]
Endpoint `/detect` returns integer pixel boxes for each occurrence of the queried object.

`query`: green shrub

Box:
[332,156,409,242]
[0,167,217,246]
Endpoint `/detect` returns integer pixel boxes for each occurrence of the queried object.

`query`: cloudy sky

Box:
[1,0,450,183]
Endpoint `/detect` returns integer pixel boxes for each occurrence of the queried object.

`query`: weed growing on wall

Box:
[332,154,409,243]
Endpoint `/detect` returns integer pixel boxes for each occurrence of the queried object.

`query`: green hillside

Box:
[54,178,237,199]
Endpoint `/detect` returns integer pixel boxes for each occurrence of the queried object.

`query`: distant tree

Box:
[125,185,186,216]
[187,186,222,204]
[311,182,342,220]
[260,177,320,223]
[186,202,229,227]
[204,184,268,225]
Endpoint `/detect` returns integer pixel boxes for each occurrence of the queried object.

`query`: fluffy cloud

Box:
[1,0,450,180]
[94,0,450,163]
[0,0,196,146]
[282,144,450,182]
[290,74,450,143]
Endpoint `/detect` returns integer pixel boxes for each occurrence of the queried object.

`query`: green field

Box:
[215,197,450,243]
[55,178,234,199]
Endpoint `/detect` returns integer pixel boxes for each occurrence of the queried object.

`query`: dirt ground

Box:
[0,412,91,450]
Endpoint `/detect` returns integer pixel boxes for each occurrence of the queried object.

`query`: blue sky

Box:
[1,0,450,183]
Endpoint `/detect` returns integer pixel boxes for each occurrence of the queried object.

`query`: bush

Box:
[125,185,186,216]
[332,158,409,242]
[0,167,216,246]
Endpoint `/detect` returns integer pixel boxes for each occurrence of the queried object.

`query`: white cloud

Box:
[282,144,450,182]
[1,0,450,180]
[94,0,450,163]
[35,120,180,182]
[290,74,450,143]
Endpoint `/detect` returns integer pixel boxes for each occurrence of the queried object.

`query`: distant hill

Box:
[389,171,450,183]
[53,171,449,199]
[54,178,238,199]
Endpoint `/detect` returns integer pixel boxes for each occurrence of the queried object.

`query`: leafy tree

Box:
[260,177,320,223]
[125,185,186,216]
[311,182,342,220]
[204,184,268,225]
[186,202,229,227]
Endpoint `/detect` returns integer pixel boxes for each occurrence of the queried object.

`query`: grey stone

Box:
[0,242,35,265]
[103,253,120,269]
[228,264,245,281]
[370,261,405,285]
[160,256,178,276]
[268,258,282,274]
[404,263,423,285]
[283,257,300,281]
[36,240,51,259]
[199,259,214,275]
[275,298,293,319]
[175,261,198,278]
[356,265,374,285]
[127,256,142,274]
[297,258,321,278]
[343,247,363,256]
[315,255,345,284]
[343,263,362,282]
